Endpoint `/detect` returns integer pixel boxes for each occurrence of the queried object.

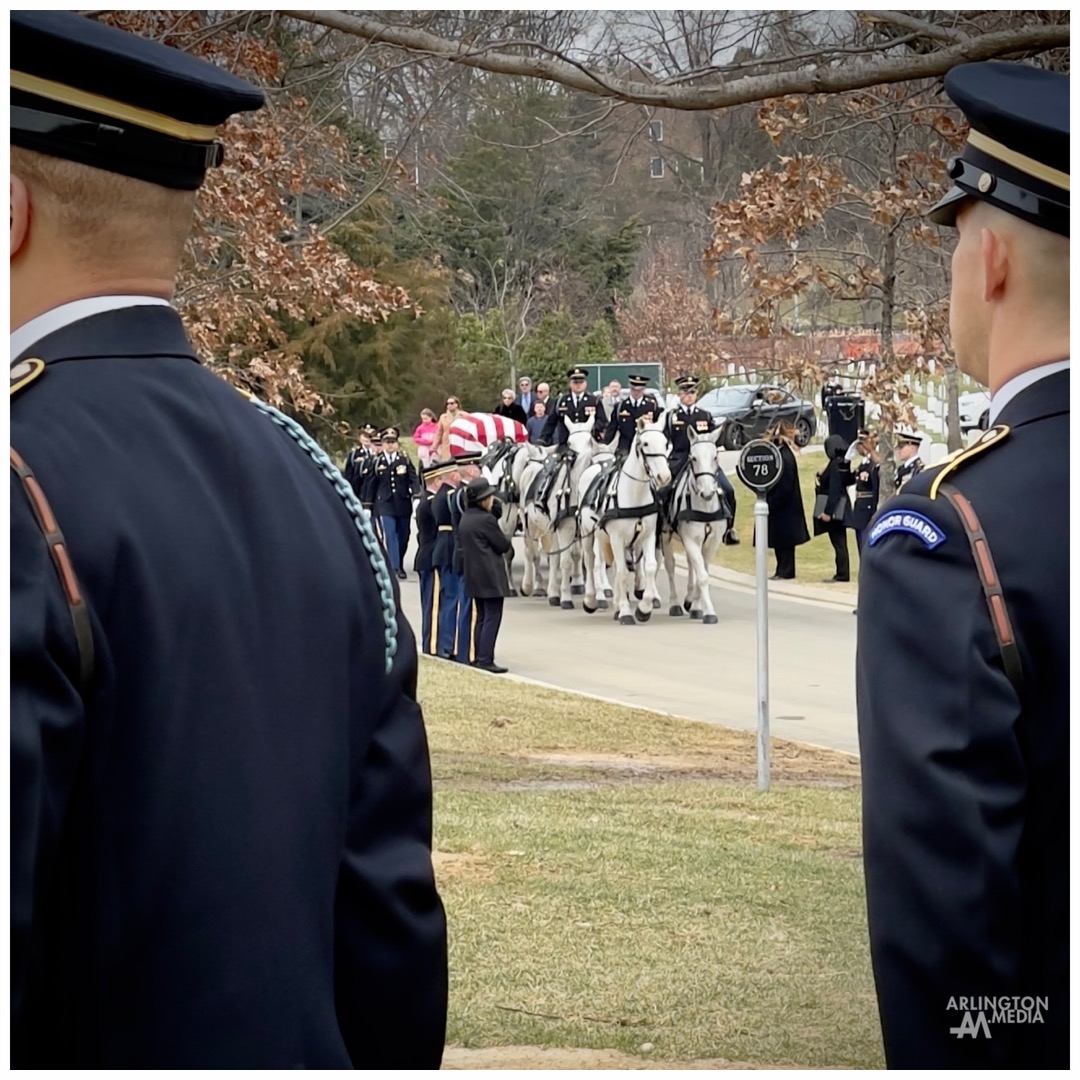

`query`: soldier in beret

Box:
[9,12,445,1068]
[372,426,422,579]
[540,366,601,446]
[857,61,1069,1068]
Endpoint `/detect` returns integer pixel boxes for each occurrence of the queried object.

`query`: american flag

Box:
[448,412,528,457]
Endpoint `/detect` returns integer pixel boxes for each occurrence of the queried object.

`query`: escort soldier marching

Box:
[372,426,422,579]
[343,423,378,508]
[9,11,446,1068]
[540,365,601,447]
[448,454,483,663]
[857,61,1069,1069]
[892,425,925,493]
[429,461,461,659]
[597,373,662,456]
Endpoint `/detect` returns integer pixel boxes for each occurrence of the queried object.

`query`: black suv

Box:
[697,384,817,449]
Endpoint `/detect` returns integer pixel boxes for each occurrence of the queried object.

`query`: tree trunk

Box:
[878,229,898,494]
[944,360,962,451]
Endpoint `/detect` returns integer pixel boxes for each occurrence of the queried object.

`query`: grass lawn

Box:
[422,658,883,1068]
[715,449,860,594]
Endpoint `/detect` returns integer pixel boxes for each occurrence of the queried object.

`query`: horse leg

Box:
[570,541,584,596]
[636,523,659,622]
[695,526,721,624]
[519,511,536,596]
[662,529,682,617]
[684,528,711,622]
[581,526,598,614]
[611,532,635,625]
[558,526,575,609]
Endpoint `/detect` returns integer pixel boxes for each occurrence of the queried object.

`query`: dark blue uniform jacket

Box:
[10,306,447,1069]
[857,370,1068,1068]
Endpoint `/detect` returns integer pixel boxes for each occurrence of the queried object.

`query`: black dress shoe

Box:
[827,575,850,583]
[396,569,407,580]
[475,662,508,674]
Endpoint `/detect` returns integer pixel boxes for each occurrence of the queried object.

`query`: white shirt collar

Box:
[11,295,173,364]
[988,359,1070,425]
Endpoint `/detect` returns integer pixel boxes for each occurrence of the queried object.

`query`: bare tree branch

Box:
[280,11,1068,110]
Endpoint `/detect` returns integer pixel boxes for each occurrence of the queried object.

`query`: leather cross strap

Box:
[10,447,95,693]
[938,481,1023,695]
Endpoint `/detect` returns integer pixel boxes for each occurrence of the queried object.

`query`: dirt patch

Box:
[443,1045,810,1070]
[432,851,497,884]
[516,747,859,789]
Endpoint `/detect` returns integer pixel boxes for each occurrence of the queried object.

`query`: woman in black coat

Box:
[760,422,810,579]
[813,434,853,582]
[457,476,513,673]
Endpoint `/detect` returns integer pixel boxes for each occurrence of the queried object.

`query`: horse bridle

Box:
[627,434,669,491]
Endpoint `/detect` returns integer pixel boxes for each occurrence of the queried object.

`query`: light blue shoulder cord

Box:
[243,393,398,673]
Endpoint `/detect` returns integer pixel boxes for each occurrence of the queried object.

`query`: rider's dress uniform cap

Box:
[11,10,264,190]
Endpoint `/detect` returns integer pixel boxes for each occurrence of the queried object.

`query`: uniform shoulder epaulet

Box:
[10,357,46,398]
[927,424,1010,500]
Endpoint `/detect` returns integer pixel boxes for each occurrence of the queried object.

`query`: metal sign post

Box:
[736,441,784,793]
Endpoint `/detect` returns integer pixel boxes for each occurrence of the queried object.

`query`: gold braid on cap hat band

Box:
[966,129,1069,193]
[11,70,219,142]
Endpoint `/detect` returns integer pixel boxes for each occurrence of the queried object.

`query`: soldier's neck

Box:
[11,275,175,334]
[985,309,1070,395]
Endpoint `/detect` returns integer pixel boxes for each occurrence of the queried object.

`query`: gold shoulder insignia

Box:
[929,424,1010,500]
[10,357,46,397]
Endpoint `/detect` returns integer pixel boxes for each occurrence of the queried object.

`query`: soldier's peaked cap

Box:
[11,11,264,191]
[675,375,700,392]
[628,374,649,388]
[567,367,589,380]
[928,62,1069,237]
[895,425,923,446]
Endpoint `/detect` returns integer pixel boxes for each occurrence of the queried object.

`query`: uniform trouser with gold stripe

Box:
[419,569,435,654]
[435,568,461,658]
[454,588,476,664]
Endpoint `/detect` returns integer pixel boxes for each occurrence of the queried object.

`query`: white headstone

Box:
[927,441,949,465]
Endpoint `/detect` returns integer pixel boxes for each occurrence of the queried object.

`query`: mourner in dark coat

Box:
[9,12,446,1069]
[813,434,853,582]
[493,388,529,425]
[458,477,513,673]
[413,464,443,654]
[847,429,882,552]
[756,425,810,579]
[540,366,601,446]
[858,61,1069,1068]
[372,427,422,578]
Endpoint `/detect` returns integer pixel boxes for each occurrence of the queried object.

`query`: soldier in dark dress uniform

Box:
[343,423,376,501]
[857,62,1069,1068]
[413,463,444,654]
[9,13,446,1069]
[540,365,601,446]
[372,427,422,579]
[846,429,881,553]
[430,465,460,659]
[597,373,663,455]
[449,456,483,662]
[892,425,925,493]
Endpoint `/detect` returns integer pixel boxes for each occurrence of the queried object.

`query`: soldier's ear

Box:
[11,175,30,260]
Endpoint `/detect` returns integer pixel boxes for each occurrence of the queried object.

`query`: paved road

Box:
[396,533,859,756]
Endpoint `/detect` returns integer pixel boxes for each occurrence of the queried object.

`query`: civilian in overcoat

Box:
[759,425,810,579]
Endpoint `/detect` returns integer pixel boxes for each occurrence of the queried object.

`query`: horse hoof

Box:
[561,600,574,610]
[571,584,585,596]
[509,589,519,598]
[548,596,561,607]
[619,614,636,626]
[597,598,609,610]
[651,597,661,609]
[703,614,719,625]
[583,602,597,614]
[635,608,651,623]
[669,606,684,617]
[535,588,546,598]
[613,611,620,621]
[604,589,614,599]
[633,588,644,600]
[683,598,692,612]
[690,610,703,620]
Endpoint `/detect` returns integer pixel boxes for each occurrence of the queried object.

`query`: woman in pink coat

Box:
[412,408,439,466]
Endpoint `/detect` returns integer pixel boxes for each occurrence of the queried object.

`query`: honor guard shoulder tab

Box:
[10,357,46,398]
[928,424,1010,500]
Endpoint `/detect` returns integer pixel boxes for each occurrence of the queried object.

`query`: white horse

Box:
[660,427,730,624]
[580,418,671,624]
[512,442,553,597]
[521,419,603,609]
